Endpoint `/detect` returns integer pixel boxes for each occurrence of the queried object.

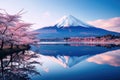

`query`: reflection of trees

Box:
[67,43,120,48]
[96,44,120,48]
[0,50,41,80]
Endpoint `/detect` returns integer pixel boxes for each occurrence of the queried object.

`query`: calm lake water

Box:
[29,44,120,80]
[0,44,120,80]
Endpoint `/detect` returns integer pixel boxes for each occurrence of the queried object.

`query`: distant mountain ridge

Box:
[36,15,120,39]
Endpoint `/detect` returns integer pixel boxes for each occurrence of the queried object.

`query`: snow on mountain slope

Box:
[55,15,91,28]
[56,55,90,68]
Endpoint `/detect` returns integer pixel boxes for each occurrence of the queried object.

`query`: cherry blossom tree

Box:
[0,9,39,50]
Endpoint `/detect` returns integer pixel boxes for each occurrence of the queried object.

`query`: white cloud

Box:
[87,49,120,67]
[87,17,120,33]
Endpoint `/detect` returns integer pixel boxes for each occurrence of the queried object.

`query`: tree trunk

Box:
[0,58,4,80]
[10,43,13,49]
[0,40,4,50]
[16,45,19,48]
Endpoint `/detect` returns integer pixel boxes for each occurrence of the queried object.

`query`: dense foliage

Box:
[0,9,38,50]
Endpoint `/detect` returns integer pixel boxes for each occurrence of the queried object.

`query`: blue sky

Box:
[0,0,120,29]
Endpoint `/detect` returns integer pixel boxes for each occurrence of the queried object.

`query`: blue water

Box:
[29,44,120,80]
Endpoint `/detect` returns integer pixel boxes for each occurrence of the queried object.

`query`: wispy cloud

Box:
[87,17,120,32]
[42,11,51,18]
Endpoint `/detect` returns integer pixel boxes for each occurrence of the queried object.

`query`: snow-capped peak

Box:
[55,15,90,28]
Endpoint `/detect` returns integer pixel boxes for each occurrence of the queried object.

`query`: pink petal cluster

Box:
[0,9,39,49]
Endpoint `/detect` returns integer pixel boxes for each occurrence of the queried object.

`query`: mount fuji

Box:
[36,15,120,39]
[55,15,90,28]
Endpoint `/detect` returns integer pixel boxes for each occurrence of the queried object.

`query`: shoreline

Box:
[37,41,120,45]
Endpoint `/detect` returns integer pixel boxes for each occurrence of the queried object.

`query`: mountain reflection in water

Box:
[31,43,120,56]
[30,44,120,80]
[46,55,89,68]
[0,44,120,80]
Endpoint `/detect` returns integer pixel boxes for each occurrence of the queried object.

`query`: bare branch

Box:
[0,9,9,15]
[17,9,27,15]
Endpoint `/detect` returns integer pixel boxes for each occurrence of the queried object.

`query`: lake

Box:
[0,43,120,80]
[30,43,120,80]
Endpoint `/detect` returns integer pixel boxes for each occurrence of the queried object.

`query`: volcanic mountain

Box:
[36,15,120,39]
